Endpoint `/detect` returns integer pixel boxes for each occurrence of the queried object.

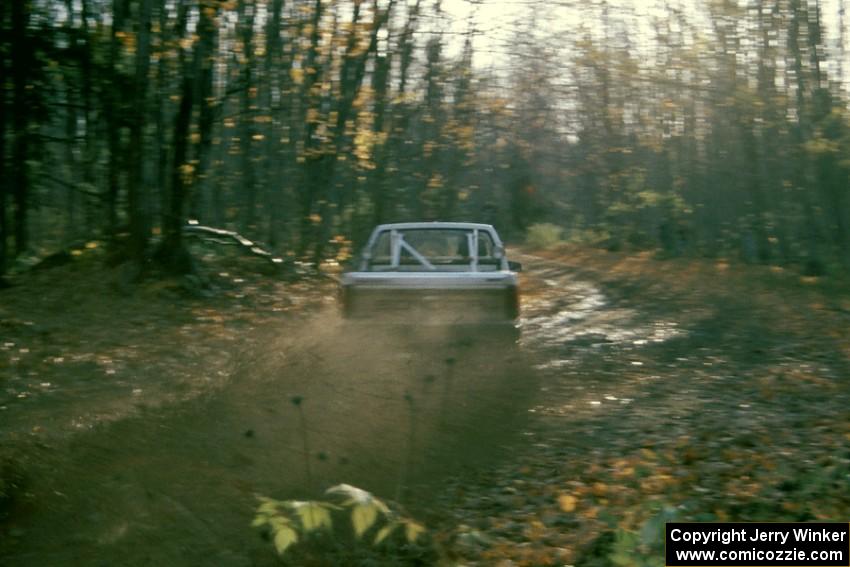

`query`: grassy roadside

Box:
[436,245,850,566]
[0,247,335,438]
[0,246,334,525]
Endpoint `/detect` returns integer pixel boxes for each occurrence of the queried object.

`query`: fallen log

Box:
[182,224,286,266]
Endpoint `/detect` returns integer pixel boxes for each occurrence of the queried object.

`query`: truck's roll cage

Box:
[358,222,508,273]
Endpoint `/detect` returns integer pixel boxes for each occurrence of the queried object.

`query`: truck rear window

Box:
[368,228,499,272]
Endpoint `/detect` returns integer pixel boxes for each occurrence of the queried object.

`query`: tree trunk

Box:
[296,0,326,259]
[263,0,285,248]
[0,0,7,274]
[237,0,257,232]
[158,0,217,273]
[193,0,217,224]
[788,0,824,272]
[11,0,32,256]
[105,0,129,239]
[126,0,154,263]
[160,77,193,273]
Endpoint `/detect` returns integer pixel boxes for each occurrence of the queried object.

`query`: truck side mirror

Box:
[508,261,522,272]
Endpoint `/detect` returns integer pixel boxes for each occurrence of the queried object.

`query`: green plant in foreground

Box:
[252,484,426,556]
[609,504,678,567]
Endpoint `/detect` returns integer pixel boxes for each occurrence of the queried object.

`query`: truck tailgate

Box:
[341,272,519,324]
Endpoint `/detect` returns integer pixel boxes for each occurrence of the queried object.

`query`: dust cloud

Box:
[235,310,537,499]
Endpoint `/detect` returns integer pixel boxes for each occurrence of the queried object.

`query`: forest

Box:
[1,0,848,276]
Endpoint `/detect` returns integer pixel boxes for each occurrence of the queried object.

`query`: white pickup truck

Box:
[340,222,521,338]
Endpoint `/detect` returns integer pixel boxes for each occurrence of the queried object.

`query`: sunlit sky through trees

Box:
[440,0,848,88]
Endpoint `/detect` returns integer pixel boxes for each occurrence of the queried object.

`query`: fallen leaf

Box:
[557,493,577,512]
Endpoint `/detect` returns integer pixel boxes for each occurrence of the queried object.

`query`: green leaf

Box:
[374,522,398,545]
[611,530,640,566]
[351,503,378,538]
[273,525,299,555]
[403,520,425,543]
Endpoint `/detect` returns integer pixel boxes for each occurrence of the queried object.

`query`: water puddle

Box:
[521,269,684,363]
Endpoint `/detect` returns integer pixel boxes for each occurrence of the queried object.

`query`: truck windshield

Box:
[368,228,499,272]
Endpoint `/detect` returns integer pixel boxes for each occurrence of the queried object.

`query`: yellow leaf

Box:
[269,516,291,531]
[374,523,397,545]
[257,501,280,516]
[557,494,577,513]
[427,173,443,190]
[404,520,425,543]
[273,525,298,555]
[251,515,268,528]
[640,448,656,460]
[351,503,378,538]
[295,502,332,532]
